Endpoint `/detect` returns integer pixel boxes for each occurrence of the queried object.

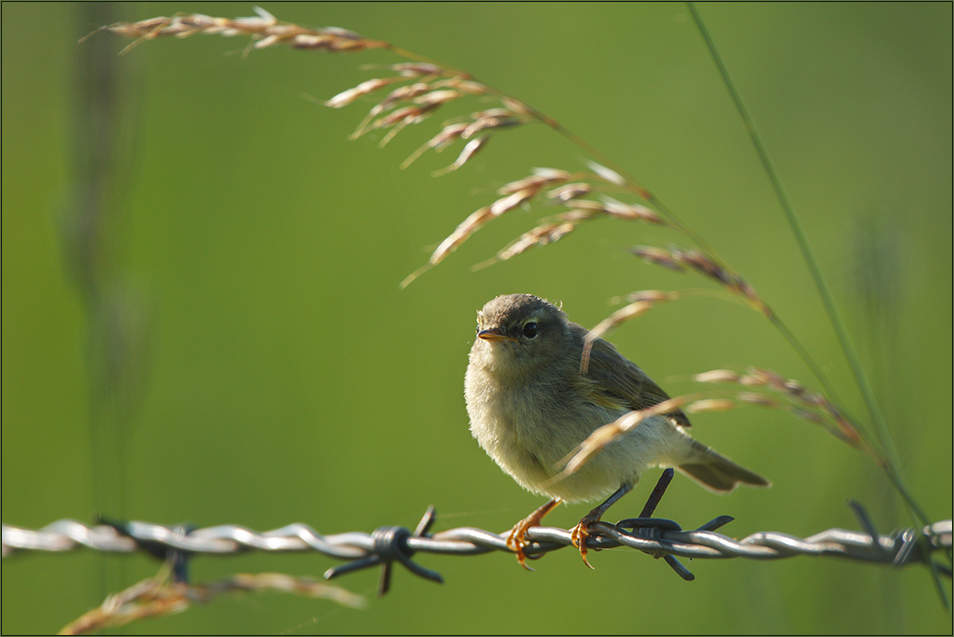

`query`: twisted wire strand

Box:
[4,504,951,594]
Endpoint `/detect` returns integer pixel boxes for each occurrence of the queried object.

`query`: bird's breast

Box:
[465,365,634,501]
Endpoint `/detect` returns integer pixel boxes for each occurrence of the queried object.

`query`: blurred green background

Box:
[3,2,951,634]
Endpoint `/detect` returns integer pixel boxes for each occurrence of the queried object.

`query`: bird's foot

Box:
[570,510,603,569]
[506,499,560,570]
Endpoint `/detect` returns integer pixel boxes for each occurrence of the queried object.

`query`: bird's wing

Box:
[581,335,692,428]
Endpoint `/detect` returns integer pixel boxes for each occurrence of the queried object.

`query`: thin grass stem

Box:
[687,1,947,610]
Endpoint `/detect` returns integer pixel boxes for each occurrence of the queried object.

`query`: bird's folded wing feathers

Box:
[580,334,692,429]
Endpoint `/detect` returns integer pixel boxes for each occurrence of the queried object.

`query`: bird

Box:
[464,293,769,568]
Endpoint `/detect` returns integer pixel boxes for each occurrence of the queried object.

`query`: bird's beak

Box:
[477,328,516,342]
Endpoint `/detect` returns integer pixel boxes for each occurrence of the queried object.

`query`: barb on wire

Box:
[4,504,951,597]
[324,505,444,597]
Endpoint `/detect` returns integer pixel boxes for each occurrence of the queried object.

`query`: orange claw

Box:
[506,499,561,570]
[570,515,598,569]
[506,523,533,570]
[569,483,633,568]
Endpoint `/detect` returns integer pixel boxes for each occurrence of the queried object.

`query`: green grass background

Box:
[3,2,951,634]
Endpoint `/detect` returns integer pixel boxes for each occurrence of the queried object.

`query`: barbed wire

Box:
[4,501,951,597]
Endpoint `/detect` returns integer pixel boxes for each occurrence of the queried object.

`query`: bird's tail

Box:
[676,438,770,493]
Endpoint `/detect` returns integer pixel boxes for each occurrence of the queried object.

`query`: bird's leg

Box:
[571,482,632,569]
[507,498,561,570]
[638,468,674,518]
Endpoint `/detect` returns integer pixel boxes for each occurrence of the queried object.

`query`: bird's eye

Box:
[523,322,538,338]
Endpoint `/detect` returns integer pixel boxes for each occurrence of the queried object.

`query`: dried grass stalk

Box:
[694,367,870,454]
[556,364,875,480]
[94,9,681,286]
[547,182,593,202]
[579,291,678,374]
[552,397,692,483]
[685,398,736,413]
[87,7,390,55]
[630,245,771,316]
[557,361,878,480]
[472,221,579,271]
[431,135,490,176]
[61,569,364,635]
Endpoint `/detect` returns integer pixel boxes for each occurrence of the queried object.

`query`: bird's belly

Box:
[468,388,658,503]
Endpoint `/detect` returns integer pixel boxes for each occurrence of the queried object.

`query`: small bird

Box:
[464,293,769,568]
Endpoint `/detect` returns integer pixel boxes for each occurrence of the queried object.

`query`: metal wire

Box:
[4,502,951,596]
